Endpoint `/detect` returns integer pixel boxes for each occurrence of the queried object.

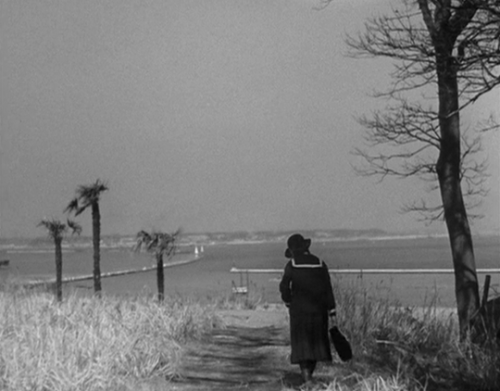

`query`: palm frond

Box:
[172,227,182,238]
[66,219,82,236]
[38,218,67,240]
[76,179,109,203]
[64,198,79,214]
[136,230,152,242]
[74,205,89,217]
[147,235,160,251]
[134,230,152,252]
[134,229,180,256]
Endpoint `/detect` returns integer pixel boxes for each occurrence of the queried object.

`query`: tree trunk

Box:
[435,47,480,338]
[156,253,164,302]
[54,237,63,302]
[91,202,102,296]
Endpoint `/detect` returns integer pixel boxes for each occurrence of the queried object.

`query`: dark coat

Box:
[279,252,336,363]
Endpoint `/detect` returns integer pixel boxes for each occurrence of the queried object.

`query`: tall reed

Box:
[329,276,499,391]
[0,290,221,391]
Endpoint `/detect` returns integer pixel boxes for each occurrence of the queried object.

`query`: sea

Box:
[1,230,499,308]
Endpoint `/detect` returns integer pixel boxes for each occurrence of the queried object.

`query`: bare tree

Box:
[135,229,180,301]
[331,0,499,337]
[353,101,491,222]
[38,218,82,301]
[65,179,108,296]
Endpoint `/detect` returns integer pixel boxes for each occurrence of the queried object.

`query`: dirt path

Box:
[166,308,336,390]
[173,325,297,390]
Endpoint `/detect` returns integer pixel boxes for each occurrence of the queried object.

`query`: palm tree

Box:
[65,179,108,296]
[38,218,82,301]
[135,229,180,301]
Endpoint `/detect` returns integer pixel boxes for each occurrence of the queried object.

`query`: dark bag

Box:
[329,326,352,362]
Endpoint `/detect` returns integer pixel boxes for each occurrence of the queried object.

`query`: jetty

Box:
[24,256,202,288]
[230,267,500,275]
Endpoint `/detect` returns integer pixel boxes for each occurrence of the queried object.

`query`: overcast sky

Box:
[1,0,498,238]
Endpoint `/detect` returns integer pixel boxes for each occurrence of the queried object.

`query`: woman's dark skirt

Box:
[289,311,332,364]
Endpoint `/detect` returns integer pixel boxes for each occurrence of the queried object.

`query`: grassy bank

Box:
[321,277,500,391]
[0,290,222,391]
[1,279,498,391]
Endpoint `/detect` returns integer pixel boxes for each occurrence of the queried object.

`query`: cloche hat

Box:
[285,233,311,258]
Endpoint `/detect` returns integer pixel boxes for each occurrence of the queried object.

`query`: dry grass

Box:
[0,290,222,391]
[1,276,498,391]
[321,276,500,391]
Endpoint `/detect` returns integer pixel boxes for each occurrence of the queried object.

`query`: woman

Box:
[279,233,336,383]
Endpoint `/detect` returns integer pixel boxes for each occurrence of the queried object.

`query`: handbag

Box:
[329,326,352,362]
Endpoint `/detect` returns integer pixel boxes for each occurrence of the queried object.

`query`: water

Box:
[1,235,498,307]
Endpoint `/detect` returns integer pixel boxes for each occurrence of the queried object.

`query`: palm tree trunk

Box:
[156,253,164,302]
[54,237,63,302]
[435,49,480,339]
[91,202,102,296]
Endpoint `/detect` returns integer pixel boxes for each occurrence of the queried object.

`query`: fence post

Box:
[481,274,491,309]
